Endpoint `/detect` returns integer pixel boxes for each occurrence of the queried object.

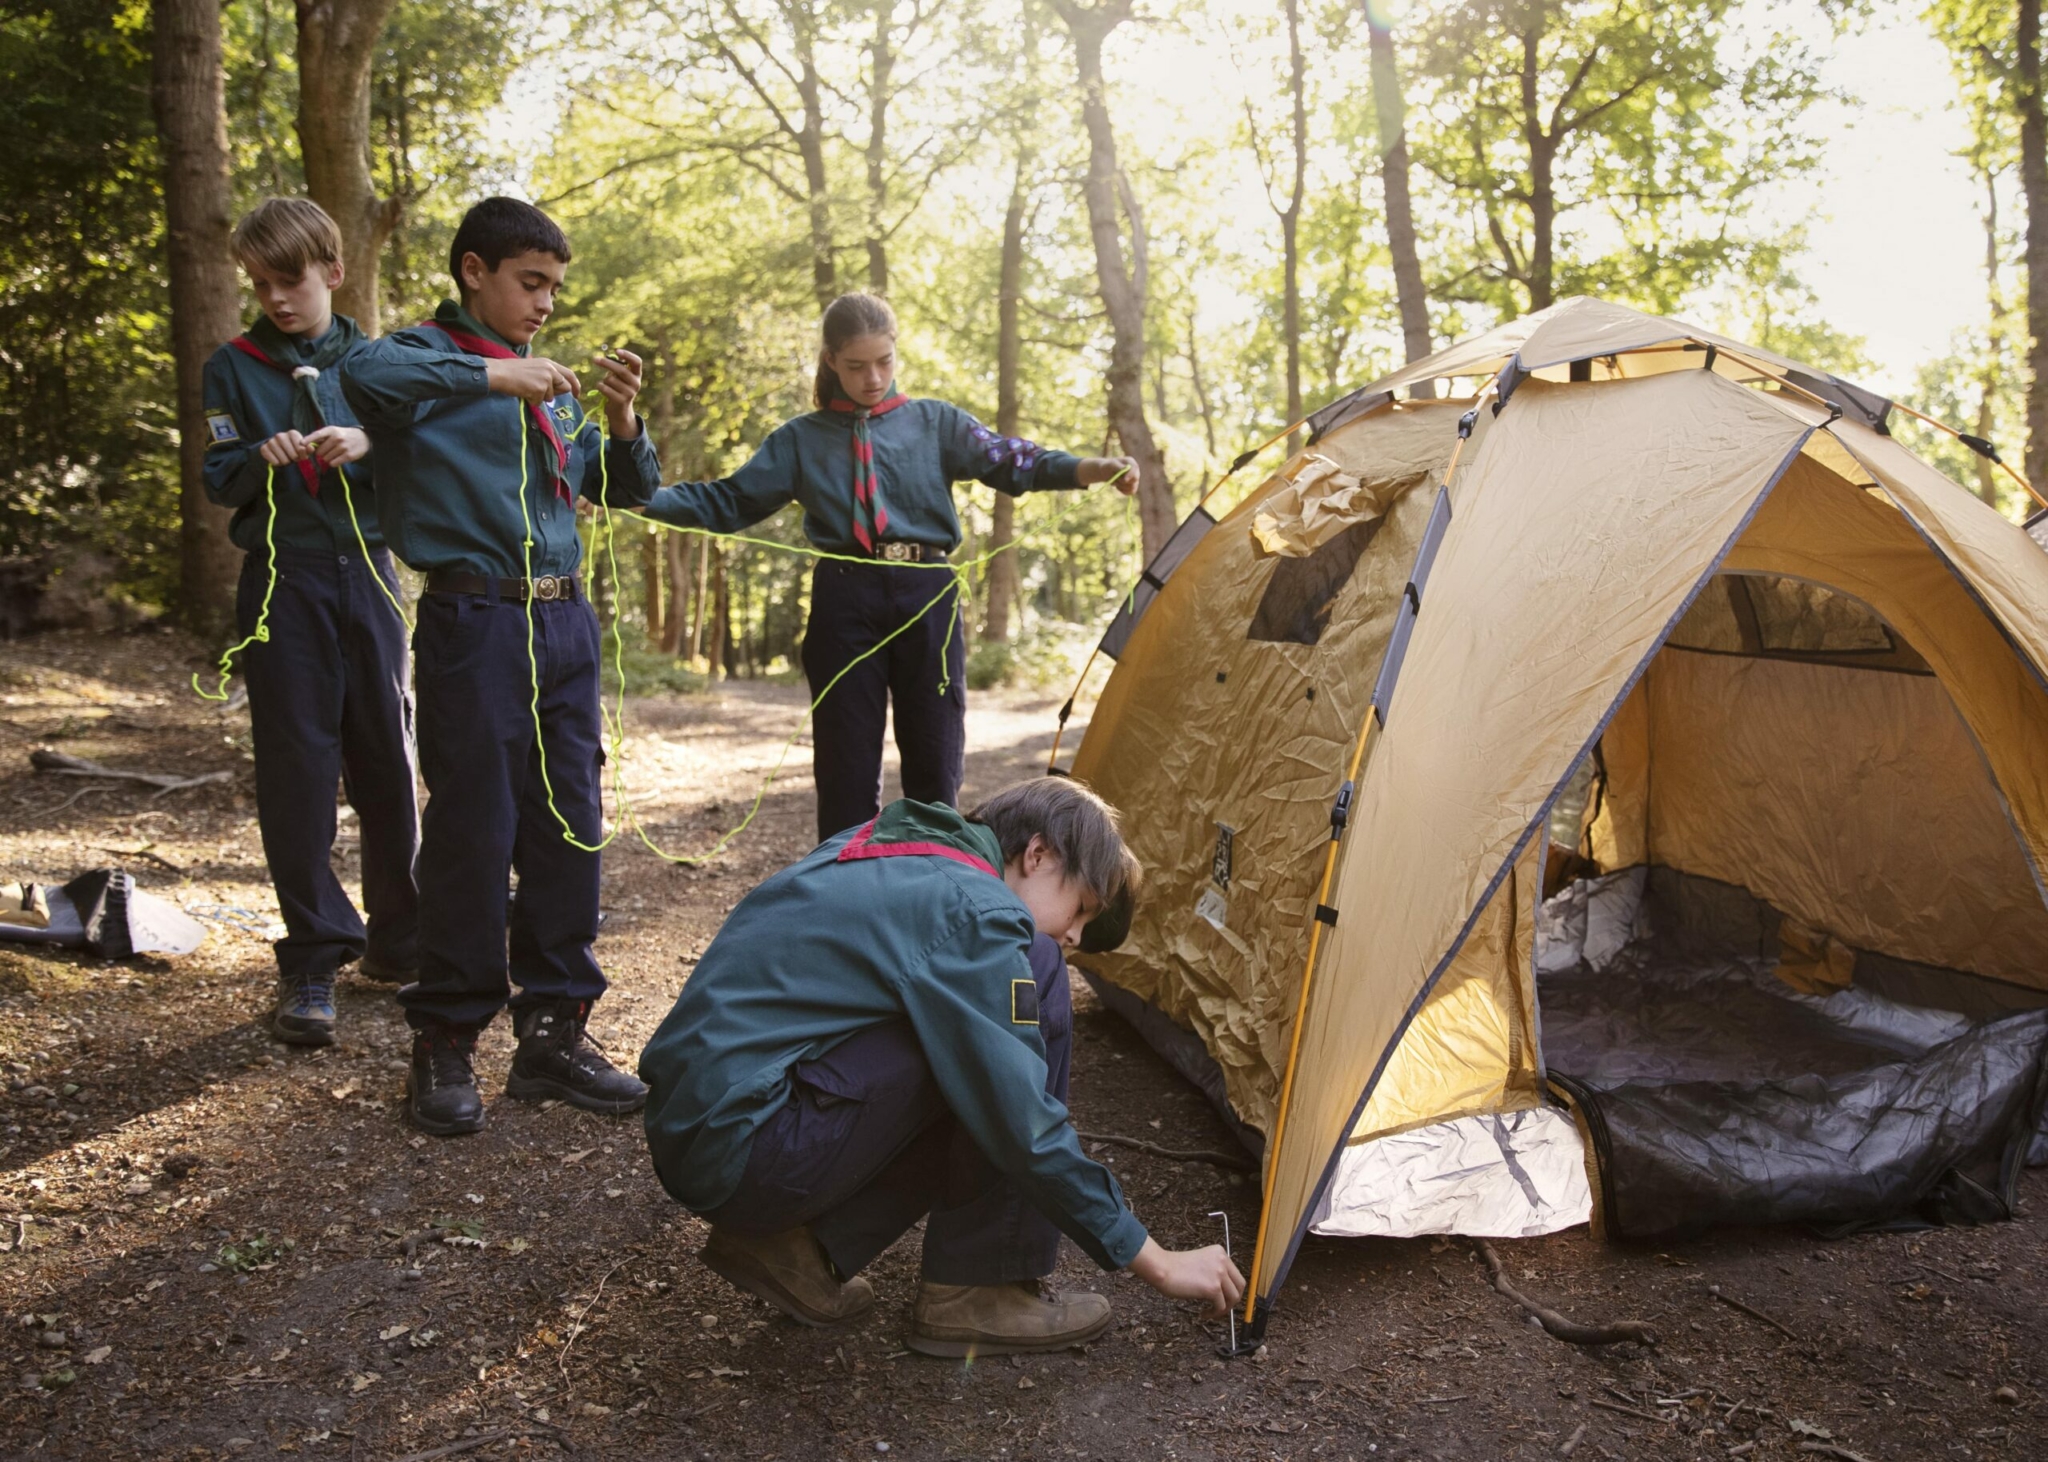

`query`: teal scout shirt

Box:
[337,301,661,579]
[638,397,1082,553]
[638,799,1149,1272]
[201,317,386,555]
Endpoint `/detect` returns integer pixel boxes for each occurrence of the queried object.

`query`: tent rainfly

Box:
[1057,297,2048,1350]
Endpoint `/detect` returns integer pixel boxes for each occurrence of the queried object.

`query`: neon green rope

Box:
[192,464,279,701]
[337,459,413,633]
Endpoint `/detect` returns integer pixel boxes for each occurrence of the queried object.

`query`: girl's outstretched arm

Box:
[640,427,799,535]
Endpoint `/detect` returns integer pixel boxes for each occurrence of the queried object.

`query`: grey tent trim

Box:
[1304,388,1394,446]
[1098,507,1217,660]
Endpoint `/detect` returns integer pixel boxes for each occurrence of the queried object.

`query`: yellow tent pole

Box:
[1240,379,1498,1327]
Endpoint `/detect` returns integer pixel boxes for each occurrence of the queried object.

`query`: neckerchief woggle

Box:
[423,302,572,501]
[226,313,365,497]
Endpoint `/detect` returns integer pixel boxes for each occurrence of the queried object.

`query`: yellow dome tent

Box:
[1056,297,2048,1348]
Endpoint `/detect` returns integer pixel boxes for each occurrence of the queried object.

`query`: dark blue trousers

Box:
[237,548,419,982]
[801,560,966,842]
[702,935,1072,1286]
[400,591,607,1031]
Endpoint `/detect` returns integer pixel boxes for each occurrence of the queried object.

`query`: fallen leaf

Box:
[82,1347,111,1365]
[561,1149,596,1165]
[409,1329,437,1350]
[505,1237,530,1255]
[379,1324,411,1341]
[350,1372,378,1393]
[329,1083,359,1101]
[1788,1419,1832,1440]
[710,1366,749,1378]
[580,1402,611,1417]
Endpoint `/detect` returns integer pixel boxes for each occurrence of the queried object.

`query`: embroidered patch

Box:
[551,403,578,426]
[206,412,239,444]
[1010,979,1040,1025]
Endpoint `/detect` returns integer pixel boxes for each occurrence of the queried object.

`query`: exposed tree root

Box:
[1473,1238,1658,1346]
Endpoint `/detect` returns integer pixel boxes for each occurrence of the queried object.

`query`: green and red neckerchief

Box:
[227,313,364,497]
[827,387,910,552]
[423,303,572,501]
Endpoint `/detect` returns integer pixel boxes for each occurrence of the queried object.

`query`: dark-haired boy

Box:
[203,197,420,1048]
[639,778,1244,1355]
[341,197,661,1136]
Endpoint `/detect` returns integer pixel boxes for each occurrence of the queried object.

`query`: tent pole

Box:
[1240,376,1501,1330]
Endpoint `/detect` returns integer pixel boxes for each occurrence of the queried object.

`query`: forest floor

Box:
[1,624,2045,1462]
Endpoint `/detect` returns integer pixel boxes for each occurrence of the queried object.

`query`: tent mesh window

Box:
[1667,574,1930,673]
[1246,518,1383,646]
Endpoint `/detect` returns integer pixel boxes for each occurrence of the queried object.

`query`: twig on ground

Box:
[559,1260,624,1379]
[1798,1444,1876,1462]
[30,748,234,796]
[389,1430,562,1462]
[1076,1130,1256,1172]
[92,844,183,873]
[1560,1420,1588,1457]
[1708,1284,1802,1342]
[36,782,118,815]
[1590,1398,1666,1422]
[1473,1239,1658,1346]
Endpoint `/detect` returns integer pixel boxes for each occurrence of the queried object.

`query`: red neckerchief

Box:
[423,322,572,501]
[833,816,998,877]
[227,336,322,498]
[826,390,909,552]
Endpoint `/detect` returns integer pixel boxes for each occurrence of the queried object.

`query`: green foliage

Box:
[215,1233,294,1272]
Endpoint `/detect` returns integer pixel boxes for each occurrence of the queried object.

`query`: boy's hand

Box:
[258,429,309,467]
[487,356,582,405]
[1127,1238,1245,1318]
[305,425,369,467]
[1079,456,1140,494]
[593,349,644,440]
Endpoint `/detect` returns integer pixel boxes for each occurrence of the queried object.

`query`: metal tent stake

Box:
[1208,1210,1236,1353]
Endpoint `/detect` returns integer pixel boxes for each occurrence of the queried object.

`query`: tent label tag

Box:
[1195,887,1229,932]
[1212,823,1235,889]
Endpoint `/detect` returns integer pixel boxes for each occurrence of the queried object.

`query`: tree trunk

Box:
[865,0,893,293]
[1053,0,1175,560]
[153,0,244,636]
[707,545,729,679]
[691,536,710,661]
[1281,0,1305,451]
[295,0,401,335]
[985,146,1031,644]
[1519,21,1555,313]
[1367,10,1433,394]
[1187,306,1217,458]
[795,10,837,310]
[1978,166,2004,506]
[640,529,663,648]
[2020,0,2048,491]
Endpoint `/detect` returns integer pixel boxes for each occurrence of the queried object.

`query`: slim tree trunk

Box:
[661,533,692,654]
[1979,166,2005,506]
[1367,10,1433,394]
[1519,22,1555,312]
[1187,306,1217,459]
[295,0,401,334]
[1281,0,1306,451]
[707,545,729,679]
[795,11,837,310]
[985,148,1031,644]
[1053,0,1175,559]
[2020,0,2048,491]
[691,536,710,661]
[153,0,244,636]
[865,0,893,294]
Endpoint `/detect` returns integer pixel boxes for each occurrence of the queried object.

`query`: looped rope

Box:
[191,463,279,701]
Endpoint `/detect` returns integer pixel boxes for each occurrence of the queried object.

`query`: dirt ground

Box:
[1,624,2045,1462]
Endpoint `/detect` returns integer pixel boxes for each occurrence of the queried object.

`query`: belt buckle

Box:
[533,575,561,602]
[879,543,915,563]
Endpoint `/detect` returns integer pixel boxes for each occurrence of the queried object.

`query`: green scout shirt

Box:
[639,397,1081,553]
[638,799,1149,1272]
[201,316,387,555]
[337,301,661,579]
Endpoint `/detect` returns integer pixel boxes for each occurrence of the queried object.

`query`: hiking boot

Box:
[701,1225,875,1327]
[906,1280,1113,1357]
[356,954,414,985]
[505,1000,647,1115]
[405,1023,484,1136]
[271,970,337,1047]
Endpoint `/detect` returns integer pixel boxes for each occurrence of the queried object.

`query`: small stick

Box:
[559,1260,623,1379]
[93,845,184,874]
[1473,1239,1658,1346]
[1708,1284,1802,1342]
[1798,1444,1876,1462]
[1559,1421,1587,1457]
[389,1430,561,1462]
[1080,1131,1255,1172]
[1589,1398,1666,1422]
[30,748,233,794]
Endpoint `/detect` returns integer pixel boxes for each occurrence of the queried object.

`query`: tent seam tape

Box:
[1258,421,1819,1306]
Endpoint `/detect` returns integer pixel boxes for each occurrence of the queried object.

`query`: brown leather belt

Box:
[425,570,582,603]
[870,542,949,563]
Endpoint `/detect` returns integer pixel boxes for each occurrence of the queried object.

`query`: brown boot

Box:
[700,1226,875,1327]
[906,1280,1112,1357]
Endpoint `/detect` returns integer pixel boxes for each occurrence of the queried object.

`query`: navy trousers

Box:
[702,935,1072,1286]
[400,590,607,1031]
[237,548,419,982]
[801,560,966,842]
